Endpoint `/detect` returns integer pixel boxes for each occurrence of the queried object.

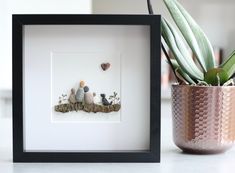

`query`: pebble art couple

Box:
[68,81,112,106]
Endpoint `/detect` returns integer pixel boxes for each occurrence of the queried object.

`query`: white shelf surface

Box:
[1,112,235,173]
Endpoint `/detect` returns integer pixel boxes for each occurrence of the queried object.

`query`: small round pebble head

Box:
[100,94,106,98]
[80,81,85,88]
[71,88,75,94]
[84,86,89,92]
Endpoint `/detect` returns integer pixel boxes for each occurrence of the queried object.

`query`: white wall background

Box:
[93,0,235,58]
[0,0,92,90]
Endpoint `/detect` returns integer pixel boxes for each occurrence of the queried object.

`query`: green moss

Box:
[54,102,121,113]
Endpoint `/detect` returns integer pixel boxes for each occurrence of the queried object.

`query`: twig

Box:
[147,0,154,14]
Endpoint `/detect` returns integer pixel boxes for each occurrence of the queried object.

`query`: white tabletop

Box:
[1,114,235,173]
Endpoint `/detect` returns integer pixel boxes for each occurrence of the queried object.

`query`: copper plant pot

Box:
[172,84,235,154]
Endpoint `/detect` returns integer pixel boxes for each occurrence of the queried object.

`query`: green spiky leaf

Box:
[204,68,229,85]
[220,50,235,78]
[168,59,196,84]
[163,0,215,72]
[161,18,203,80]
[174,0,215,71]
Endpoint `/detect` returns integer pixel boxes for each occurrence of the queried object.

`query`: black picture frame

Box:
[12,14,161,163]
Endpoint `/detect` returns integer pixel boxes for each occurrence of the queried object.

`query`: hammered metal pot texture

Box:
[172,85,235,154]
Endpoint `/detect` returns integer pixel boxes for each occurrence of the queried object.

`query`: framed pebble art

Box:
[13,14,161,162]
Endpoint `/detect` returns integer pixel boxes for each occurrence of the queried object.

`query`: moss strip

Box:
[54,102,121,113]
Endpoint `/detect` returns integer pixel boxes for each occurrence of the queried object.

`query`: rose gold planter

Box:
[172,84,235,154]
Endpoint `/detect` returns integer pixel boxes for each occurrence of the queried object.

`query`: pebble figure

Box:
[100,94,112,106]
[76,81,85,102]
[93,92,101,104]
[84,86,94,104]
[68,88,76,104]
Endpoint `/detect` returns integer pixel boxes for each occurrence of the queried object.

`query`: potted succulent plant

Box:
[148,0,235,154]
